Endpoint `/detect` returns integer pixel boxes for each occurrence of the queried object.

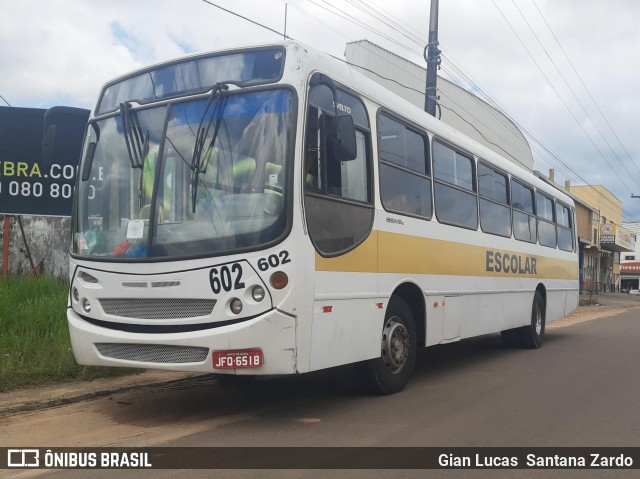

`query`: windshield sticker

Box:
[126,220,145,239]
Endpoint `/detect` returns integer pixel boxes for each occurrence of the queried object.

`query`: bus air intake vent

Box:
[99,298,216,319]
[95,343,209,364]
[122,281,148,288]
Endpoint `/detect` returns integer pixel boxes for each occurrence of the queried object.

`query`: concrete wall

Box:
[0,215,70,279]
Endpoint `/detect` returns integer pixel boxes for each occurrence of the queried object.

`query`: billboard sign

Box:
[0,106,88,217]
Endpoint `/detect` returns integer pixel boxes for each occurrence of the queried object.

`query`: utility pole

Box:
[284,3,288,41]
[424,0,441,116]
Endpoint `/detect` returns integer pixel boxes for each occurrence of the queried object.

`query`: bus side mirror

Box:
[332,115,357,162]
[41,106,90,169]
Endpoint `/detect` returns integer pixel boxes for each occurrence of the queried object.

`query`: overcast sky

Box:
[2,0,639,222]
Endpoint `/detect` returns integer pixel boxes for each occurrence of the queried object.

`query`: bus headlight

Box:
[251,285,265,302]
[72,287,80,303]
[230,298,243,315]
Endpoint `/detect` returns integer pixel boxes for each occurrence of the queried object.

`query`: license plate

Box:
[212,349,263,369]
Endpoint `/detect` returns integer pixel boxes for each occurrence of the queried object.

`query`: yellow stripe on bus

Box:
[315,230,578,280]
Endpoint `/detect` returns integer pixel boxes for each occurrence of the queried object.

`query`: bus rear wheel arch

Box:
[501,288,546,349]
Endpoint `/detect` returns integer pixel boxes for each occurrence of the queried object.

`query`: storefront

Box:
[599,223,635,292]
[621,262,640,291]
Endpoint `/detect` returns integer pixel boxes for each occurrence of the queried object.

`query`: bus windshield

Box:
[72,88,294,259]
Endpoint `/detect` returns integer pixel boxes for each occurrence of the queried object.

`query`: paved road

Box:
[3,300,640,478]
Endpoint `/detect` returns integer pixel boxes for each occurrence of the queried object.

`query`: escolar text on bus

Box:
[486,250,538,275]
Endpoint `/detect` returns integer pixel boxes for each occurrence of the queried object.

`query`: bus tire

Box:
[360,296,417,395]
[501,291,545,349]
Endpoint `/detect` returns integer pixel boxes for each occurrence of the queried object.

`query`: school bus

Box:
[63,41,578,394]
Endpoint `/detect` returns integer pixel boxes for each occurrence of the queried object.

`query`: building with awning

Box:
[599,223,635,252]
[570,185,634,292]
[621,222,640,290]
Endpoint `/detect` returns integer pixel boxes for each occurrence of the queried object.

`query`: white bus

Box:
[64,41,578,394]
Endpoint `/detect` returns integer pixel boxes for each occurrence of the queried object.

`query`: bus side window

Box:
[305,106,368,203]
[536,192,557,248]
[478,162,511,237]
[512,180,537,243]
[556,202,574,251]
[432,139,478,230]
[303,79,373,256]
[377,112,432,219]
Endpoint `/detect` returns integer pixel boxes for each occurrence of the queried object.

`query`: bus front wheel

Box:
[360,296,417,395]
[501,291,545,349]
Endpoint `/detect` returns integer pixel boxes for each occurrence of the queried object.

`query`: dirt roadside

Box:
[1,292,638,417]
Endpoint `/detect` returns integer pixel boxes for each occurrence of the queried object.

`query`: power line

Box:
[489,0,636,195]
[200,1,640,222]
[304,0,538,163]
[324,0,610,181]
[283,1,350,41]
[201,0,292,39]
[306,0,422,56]
[311,0,640,220]
[439,58,640,221]
[529,0,640,178]
[0,95,12,107]
[507,0,640,188]
[336,52,640,222]
[359,3,640,220]
[430,57,622,215]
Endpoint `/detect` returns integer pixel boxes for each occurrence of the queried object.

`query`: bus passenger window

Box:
[536,192,557,248]
[378,113,432,219]
[478,163,511,237]
[512,180,536,243]
[556,202,574,251]
[433,140,477,230]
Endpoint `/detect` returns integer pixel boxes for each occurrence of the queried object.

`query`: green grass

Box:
[0,275,137,392]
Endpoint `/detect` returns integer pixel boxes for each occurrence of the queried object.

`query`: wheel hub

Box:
[534,306,543,335]
[382,317,410,374]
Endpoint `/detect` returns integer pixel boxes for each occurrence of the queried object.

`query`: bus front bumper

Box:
[67,308,298,375]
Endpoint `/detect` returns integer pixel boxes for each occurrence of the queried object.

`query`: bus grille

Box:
[99,298,216,320]
[95,343,209,364]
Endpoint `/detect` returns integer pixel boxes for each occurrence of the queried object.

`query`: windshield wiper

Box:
[190,82,232,212]
[120,101,151,207]
[120,101,149,170]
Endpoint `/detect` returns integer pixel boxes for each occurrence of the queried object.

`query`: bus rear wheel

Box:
[501,291,545,349]
[360,296,417,395]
